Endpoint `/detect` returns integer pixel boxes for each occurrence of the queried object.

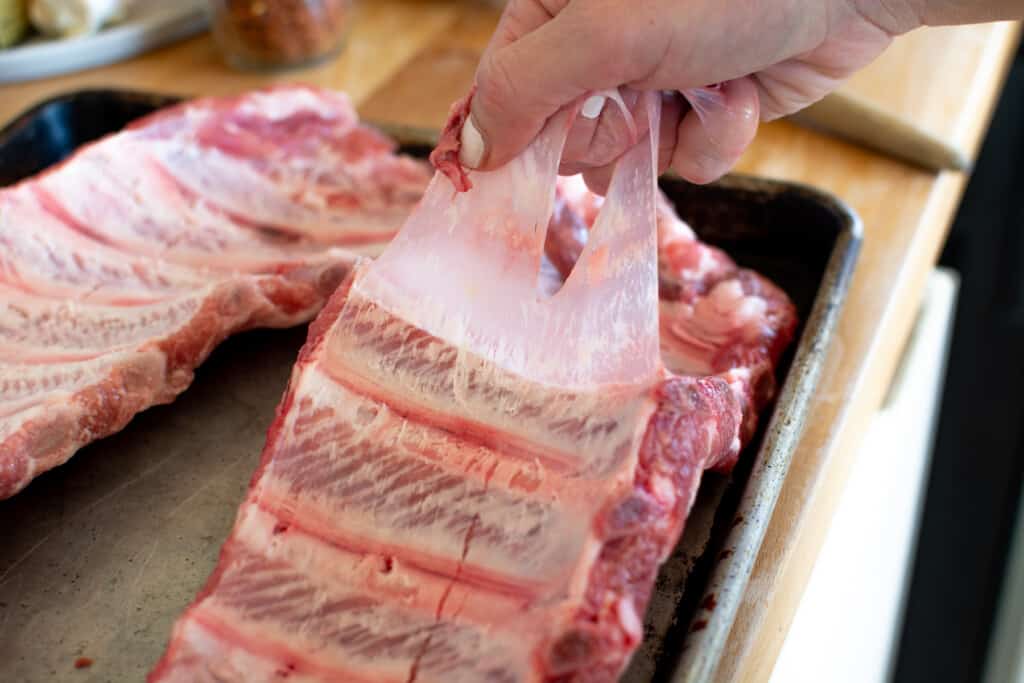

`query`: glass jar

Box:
[208,0,354,71]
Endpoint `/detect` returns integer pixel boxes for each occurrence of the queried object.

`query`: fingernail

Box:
[582,95,606,120]
[459,116,485,168]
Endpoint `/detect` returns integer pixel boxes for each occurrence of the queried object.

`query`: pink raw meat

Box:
[128,87,431,249]
[0,86,432,499]
[545,174,797,457]
[151,91,795,681]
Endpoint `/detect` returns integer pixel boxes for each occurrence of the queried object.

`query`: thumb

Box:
[462,4,641,171]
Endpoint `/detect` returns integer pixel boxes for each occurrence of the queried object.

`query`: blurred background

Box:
[774,40,1024,683]
[893,39,1024,683]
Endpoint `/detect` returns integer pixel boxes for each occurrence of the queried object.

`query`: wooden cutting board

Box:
[359,8,489,128]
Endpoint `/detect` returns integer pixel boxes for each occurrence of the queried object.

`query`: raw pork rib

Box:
[151,93,795,681]
[0,86,431,499]
[545,174,797,460]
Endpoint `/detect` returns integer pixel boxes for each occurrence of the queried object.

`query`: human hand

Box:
[459,0,926,190]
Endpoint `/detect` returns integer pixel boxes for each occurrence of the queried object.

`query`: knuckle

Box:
[472,53,525,142]
[672,138,730,185]
[476,52,520,110]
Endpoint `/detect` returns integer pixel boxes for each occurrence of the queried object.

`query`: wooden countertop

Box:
[0,2,1019,679]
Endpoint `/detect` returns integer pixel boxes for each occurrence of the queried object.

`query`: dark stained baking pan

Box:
[0,89,861,682]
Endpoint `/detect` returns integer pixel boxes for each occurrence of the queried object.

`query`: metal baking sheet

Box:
[0,89,861,682]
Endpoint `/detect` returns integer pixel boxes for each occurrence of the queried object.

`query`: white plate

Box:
[0,0,208,84]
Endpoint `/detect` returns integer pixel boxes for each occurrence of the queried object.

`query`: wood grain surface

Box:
[0,2,1019,679]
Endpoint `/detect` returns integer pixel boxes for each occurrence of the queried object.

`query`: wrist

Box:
[895,0,1022,27]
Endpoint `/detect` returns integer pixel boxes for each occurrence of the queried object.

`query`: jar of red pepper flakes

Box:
[208,0,354,71]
